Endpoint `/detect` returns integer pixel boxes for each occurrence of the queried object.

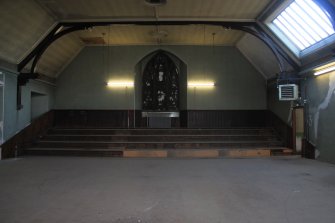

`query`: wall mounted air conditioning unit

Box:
[278,84,299,101]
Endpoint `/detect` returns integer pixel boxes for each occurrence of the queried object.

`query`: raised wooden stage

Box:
[0,110,294,159]
[24,127,292,158]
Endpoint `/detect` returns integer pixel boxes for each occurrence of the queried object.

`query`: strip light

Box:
[107,81,134,87]
[314,65,335,76]
[188,82,215,87]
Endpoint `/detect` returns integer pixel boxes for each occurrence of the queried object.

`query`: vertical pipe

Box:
[126,87,129,128]
[133,89,135,128]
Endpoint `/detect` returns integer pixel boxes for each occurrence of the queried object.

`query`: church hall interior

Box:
[1,0,335,222]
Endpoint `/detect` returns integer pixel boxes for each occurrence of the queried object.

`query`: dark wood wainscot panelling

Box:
[186,110,268,128]
[1,111,54,159]
[266,111,293,149]
[54,110,134,128]
[55,110,269,129]
[180,110,188,128]
[54,110,181,128]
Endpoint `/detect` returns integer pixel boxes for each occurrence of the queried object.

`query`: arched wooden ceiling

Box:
[0,0,289,79]
[35,0,271,21]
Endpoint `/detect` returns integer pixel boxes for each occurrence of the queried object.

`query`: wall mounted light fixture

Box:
[187,82,215,87]
[107,81,134,87]
[314,62,335,76]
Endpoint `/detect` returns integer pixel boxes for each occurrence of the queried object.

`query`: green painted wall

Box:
[55,45,266,110]
[303,72,335,163]
[31,93,49,120]
[0,70,55,141]
[267,84,292,124]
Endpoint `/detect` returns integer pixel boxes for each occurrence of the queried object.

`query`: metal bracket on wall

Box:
[276,71,305,86]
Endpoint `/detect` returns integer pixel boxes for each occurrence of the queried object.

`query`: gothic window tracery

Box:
[142,51,179,111]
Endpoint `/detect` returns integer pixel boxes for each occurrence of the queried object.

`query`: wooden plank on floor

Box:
[283,149,293,154]
[123,150,167,158]
[168,149,219,158]
[220,149,271,157]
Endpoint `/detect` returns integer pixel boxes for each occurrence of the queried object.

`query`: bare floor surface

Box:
[1,156,335,223]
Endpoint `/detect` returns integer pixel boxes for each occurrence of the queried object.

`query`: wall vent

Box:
[278,84,298,101]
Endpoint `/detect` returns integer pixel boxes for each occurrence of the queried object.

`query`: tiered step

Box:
[24,128,292,158]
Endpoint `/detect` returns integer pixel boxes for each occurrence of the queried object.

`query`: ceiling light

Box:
[188,82,215,87]
[313,61,335,76]
[314,65,335,76]
[107,81,134,87]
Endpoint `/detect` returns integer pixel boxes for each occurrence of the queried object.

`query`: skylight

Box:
[271,0,335,53]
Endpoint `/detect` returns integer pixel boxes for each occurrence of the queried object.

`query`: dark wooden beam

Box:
[59,20,256,27]
[15,20,302,109]
[20,20,256,74]
[29,24,89,74]
[253,24,300,71]
[17,72,39,86]
[18,24,62,72]
[22,20,299,77]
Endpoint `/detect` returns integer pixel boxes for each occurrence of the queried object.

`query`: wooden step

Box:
[24,127,288,158]
[48,128,276,136]
[24,147,290,158]
[41,134,280,142]
[34,140,284,149]
[24,147,123,157]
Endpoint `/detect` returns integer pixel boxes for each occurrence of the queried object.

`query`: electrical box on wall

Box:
[278,84,299,101]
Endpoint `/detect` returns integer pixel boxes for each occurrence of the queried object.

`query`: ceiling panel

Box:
[35,33,84,77]
[0,0,55,64]
[36,0,271,21]
[75,25,244,46]
[236,33,294,80]
[157,0,271,20]
[161,25,243,45]
[36,0,154,20]
[0,0,274,77]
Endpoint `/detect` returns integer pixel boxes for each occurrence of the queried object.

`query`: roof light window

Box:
[269,0,335,55]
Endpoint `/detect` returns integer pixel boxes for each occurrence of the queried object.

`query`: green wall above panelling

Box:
[55,45,266,110]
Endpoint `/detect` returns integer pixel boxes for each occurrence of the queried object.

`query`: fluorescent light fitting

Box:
[314,65,335,76]
[188,82,215,87]
[107,81,134,87]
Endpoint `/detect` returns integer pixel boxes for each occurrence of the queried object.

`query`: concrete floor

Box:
[1,157,335,223]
